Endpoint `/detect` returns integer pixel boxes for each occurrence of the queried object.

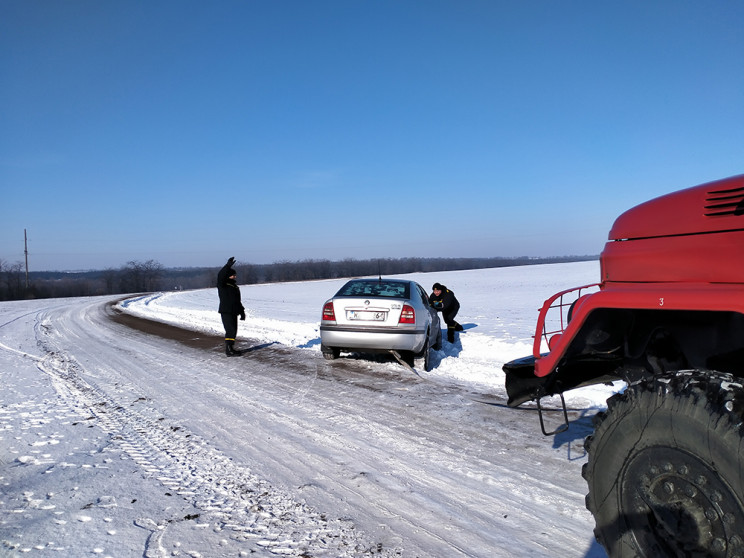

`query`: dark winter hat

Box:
[432,283,444,290]
[228,268,237,277]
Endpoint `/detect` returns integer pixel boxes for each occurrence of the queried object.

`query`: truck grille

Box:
[704,185,744,217]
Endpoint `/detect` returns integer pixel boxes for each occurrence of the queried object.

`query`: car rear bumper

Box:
[320,324,427,353]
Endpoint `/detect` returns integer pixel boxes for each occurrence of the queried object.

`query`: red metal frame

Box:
[531,283,599,359]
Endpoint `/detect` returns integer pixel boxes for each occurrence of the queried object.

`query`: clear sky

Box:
[1,1,742,271]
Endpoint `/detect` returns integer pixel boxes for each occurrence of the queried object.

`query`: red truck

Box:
[503,174,744,557]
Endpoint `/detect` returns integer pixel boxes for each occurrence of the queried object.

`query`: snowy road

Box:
[1,284,607,556]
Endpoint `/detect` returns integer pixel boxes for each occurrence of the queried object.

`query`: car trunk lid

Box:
[333,298,403,326]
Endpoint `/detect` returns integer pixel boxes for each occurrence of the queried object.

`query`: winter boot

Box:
[447,327,455,343]
[454,322,464,331]
[225,341,238,356]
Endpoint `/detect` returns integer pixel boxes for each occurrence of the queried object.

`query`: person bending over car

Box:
[217,257,245,356]
[429,283,462,343]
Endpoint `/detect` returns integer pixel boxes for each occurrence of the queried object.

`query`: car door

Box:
[415,283,439,338]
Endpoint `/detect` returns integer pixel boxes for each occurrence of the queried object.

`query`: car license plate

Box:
[347,310,386,321]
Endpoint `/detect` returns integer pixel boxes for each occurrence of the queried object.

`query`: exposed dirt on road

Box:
[108,301,224,351]
[106,301,423,391]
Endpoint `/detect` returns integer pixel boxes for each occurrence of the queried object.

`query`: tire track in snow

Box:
[32,314,398,558]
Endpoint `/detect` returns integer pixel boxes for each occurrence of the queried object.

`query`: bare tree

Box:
[2,261,25,300]
[140,260,163,291]
[102,268,119,294]
[120,260,164,293]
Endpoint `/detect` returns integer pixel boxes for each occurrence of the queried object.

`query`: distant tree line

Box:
[0,255,596,302]
[0,259,167,301]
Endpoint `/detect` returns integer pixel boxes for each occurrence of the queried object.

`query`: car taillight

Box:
[322,302,336,321]
[399,304,415,324]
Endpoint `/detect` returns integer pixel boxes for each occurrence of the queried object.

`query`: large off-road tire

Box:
[583,371,744,557]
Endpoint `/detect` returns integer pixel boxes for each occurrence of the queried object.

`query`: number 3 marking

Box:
[659,297,664,307]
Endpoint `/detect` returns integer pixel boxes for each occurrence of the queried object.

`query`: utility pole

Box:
[24,229,29,289]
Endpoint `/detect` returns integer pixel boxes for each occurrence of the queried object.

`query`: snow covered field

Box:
[1,261,617,557]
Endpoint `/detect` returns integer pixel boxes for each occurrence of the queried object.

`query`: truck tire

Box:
[583,370,744,557]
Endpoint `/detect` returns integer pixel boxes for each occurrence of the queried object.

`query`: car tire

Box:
[413,336,431,371]
[432,327,442,351]
[321,345,340,360]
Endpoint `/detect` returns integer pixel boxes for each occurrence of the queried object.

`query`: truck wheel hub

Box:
[622,446,744,556]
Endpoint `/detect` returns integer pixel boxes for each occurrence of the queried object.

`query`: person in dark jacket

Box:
[429,282,463,343]
[217,257,245,356]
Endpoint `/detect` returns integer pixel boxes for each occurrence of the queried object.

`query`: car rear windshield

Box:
[335,280,410,299]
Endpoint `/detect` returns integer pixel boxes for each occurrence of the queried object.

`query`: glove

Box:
[227,257,236,267]
[240,312,246,321]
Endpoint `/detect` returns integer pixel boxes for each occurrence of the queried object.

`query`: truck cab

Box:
[504,174,744,408]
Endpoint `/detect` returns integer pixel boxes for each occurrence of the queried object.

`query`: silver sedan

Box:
[320,278,442,370]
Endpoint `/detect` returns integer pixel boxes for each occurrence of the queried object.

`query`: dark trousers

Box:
[221,313,238,341]
[442,308,459,329]
[443,308,460,341]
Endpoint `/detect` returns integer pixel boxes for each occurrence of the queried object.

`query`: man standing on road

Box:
[217,257,245,356]
[429,283,463,343]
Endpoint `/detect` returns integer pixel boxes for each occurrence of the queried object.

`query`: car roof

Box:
[345,278,409,284]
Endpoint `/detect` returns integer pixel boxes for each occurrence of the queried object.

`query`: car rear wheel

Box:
[321,345,340,360]
[432,327,442,351]
[412,336,431,371]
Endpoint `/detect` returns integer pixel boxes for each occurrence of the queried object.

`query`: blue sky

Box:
[1,1,742,271]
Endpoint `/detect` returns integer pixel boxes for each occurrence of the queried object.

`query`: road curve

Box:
[1,295,601,557]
